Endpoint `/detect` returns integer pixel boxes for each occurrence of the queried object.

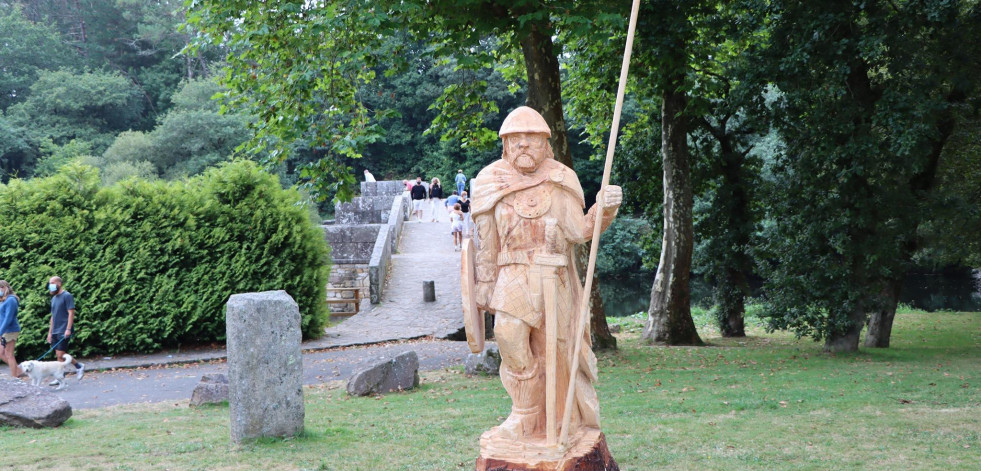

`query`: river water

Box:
[599,269,981,317]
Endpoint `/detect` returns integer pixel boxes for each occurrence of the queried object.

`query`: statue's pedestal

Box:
[475,428,618,471]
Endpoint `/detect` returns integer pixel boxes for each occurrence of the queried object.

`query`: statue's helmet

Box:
[498,106,551,138]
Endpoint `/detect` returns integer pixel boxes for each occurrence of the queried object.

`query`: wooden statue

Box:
[462,106,622,470]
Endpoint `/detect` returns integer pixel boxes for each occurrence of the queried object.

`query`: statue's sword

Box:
[535,218,566,447]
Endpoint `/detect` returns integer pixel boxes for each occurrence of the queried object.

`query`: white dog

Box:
[19,354,74,390]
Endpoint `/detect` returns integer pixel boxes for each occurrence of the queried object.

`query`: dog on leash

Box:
[19,354,74,390]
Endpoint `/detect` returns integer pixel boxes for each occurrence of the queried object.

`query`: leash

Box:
[34,333,71,361]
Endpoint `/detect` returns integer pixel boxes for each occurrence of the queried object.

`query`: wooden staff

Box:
[560,0,641,446]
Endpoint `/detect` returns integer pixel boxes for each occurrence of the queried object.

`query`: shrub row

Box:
[0,160,329,357]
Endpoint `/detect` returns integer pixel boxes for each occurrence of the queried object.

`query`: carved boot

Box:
[494,363,544,441]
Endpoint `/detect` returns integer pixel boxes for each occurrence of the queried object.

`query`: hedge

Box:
[0,160,330,357]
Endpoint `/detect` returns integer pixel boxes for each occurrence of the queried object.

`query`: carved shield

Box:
[461,237,484,353]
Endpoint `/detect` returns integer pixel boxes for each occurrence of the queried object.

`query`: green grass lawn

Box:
[4,309,979,470]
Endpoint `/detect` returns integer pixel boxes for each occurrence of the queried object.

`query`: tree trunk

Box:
[865,277,903,348]
[716,269,746,337]
[642,86,703,346]
[522,23,617,351]
[521,25,571,168]
[714,126,750,338]
[824,304,865,352]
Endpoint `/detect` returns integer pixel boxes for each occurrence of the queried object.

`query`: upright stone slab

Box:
[226,290,304,443]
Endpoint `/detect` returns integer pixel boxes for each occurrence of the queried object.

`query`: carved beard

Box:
[508,152,545,174]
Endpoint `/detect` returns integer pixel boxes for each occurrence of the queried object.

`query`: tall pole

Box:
[560,0,641,446]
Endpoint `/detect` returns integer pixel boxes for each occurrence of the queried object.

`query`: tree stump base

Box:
[475,428,618,471]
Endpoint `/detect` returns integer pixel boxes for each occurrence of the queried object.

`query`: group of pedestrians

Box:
[402,170,473,251]
[0,276,85,383]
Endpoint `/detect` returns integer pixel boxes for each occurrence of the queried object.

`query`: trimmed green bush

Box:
[0,160,329,357]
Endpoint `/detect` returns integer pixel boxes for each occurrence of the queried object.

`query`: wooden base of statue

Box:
[475,428,618,471]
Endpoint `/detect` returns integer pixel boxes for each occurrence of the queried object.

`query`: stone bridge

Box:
[322,181,466,344]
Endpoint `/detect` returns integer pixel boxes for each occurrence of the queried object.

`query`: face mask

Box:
[49,283,58,293]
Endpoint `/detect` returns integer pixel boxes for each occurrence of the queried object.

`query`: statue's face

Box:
[504,132,549,174]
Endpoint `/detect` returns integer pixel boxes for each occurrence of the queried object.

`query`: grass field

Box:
[3,309,979,470]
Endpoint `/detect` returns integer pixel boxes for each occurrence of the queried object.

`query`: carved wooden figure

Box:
[462,106,622,470]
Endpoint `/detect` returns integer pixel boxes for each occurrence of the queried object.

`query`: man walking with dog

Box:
[47,276,84,380]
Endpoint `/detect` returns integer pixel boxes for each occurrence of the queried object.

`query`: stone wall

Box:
[323,181,409,307]
[326,263,369,317]
[322,224,382,264]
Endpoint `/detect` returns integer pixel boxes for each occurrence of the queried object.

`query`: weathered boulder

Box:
[189,373,229,407]
[465,345,501,376]
[226,290,305,443]
[347,351,420,396]
[0,378,72,428]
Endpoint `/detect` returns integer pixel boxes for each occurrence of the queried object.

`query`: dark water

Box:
[599,270,981,317]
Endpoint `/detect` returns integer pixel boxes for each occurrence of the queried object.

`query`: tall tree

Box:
[633,0,718,346]
[687,6,767,338]
[564,1,768,344]
[754,0,981,352]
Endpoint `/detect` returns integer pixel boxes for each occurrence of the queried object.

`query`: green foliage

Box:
[0,5,77,111]
[101,130,155,167]
[186,0,396,202]
[33,139,95,177]
[150,108,249,178]
[170,78,224,112]
[0,160,329,357]
[596,217,653,277]
[352,39,522,185]
[100,160,159,186]
[6,69,144,153]
[95,79,251,181]
[917,115,981,267]
[0,113,36,181]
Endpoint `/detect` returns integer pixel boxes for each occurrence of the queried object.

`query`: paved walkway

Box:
[31,339,475,409]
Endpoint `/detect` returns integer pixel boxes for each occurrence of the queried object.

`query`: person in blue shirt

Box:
[455,169,467,196]
[0,280,23,378]
[47,276,84,379]
[445,191,461,215]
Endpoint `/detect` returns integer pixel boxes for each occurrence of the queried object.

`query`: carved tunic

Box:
[472,158,616,398]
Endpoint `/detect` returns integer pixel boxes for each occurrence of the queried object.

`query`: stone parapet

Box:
[324,181,410,306]
[323,224,383,264]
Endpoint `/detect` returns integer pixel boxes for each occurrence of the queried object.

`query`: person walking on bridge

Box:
[429,177,445,222]
[410,176,428,222]
[455,169,467,196]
